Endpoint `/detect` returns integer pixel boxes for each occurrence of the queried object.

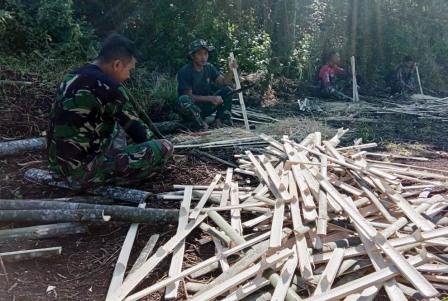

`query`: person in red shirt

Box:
[318,51,351,100]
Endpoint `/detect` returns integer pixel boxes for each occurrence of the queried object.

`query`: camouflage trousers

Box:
[52,133,173,189]
[176,86,233,128]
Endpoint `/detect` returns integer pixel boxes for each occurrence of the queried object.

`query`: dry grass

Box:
[171,117,334,148]
[254,117,334,141]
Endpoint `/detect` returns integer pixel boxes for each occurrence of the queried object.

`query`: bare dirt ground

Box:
[0,150,225,301]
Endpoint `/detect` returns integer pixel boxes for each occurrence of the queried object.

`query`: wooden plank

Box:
[317,155,328,236]
[189,248,294,301]
[381,180,436,231]
[318,176,438,298]
[270,171,288,248]
[270,198,285,248]
[313,248,345,295]
[353,221,408,301]
[106,201,146,301]
[165,186,192,299]
[230,182,243,236]
[289,172,314,280]
[242,212,272,228]
[229,52,250,131]
[271,248,299,300]
[323,141,346,163]
[112,213,208,301]
[202,202,266,212]
[125,232,271,301]
[291,166,316,209]
[305,255,427,301]
[189,174,221,220]
[126,234,159,279]
[220,168,233,207]
[221,277,270,301]
[213,238,230,272]
[260,156,291,201]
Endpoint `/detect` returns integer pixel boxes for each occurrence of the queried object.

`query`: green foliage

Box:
[126,67,178,121]
[2,0,448,92]
[0,0,97,59]
[121,1,271,73]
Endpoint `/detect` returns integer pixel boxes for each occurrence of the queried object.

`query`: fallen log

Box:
[0,199,179,224]
[24,168,151,203]
[0,223,87,240]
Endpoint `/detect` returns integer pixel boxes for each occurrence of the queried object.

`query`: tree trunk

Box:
[0,199,179,224]
[0,223,87,240]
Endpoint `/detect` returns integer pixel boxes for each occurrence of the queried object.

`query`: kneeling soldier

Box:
[47,33,173,189]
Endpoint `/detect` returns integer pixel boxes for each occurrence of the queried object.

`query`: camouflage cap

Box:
[188,39,215,55]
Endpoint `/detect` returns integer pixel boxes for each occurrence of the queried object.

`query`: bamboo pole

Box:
[351,56,359,102]
[0,247,62,262]
[229,52,250,131]
[0,209,110,223]
[415,64,424,95]
[0,223,87,240]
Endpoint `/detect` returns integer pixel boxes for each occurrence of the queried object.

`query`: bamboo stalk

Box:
[230,52,250,131]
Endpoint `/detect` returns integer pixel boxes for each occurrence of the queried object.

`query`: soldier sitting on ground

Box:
[318,50,352,101]
[47,33,173,189]
[386,55,417,97]
[176,39,237,130]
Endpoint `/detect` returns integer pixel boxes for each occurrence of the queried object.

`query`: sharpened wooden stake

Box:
[165,186,192,299]
[313,248,345,295]
[230,52,250,131]
[106,202,146,301]
[351,56,359,102]
[415,64,424,95]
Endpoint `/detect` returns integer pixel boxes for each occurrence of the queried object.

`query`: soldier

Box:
[47,33,173,189]
[176,39,237,130]
[386,56,417,96]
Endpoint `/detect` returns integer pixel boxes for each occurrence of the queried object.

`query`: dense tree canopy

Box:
[1,0,448,89]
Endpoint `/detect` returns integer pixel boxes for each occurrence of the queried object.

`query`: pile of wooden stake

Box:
[108,128,448,301]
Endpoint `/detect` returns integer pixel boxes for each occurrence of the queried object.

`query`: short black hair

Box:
[403,55,414,63]
[325,50,339,63]
[97,33,137,62]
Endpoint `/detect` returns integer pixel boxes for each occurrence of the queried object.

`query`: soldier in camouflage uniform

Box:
[176,39,237,130]
[47,34,173,189]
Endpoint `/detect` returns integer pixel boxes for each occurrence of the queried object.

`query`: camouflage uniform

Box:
[176,39,232,129]
[47,64,173,189]
[176,86,233,128]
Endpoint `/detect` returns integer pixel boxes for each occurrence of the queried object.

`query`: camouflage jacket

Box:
[47,64,152,178]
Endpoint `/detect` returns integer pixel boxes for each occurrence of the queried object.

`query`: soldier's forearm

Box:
[192,94,215,104]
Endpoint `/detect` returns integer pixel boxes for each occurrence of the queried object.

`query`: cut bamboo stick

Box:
[165,186,192,299]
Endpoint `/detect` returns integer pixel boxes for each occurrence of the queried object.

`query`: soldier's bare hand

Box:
[211,96,224,106]
[228,57,238,70]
